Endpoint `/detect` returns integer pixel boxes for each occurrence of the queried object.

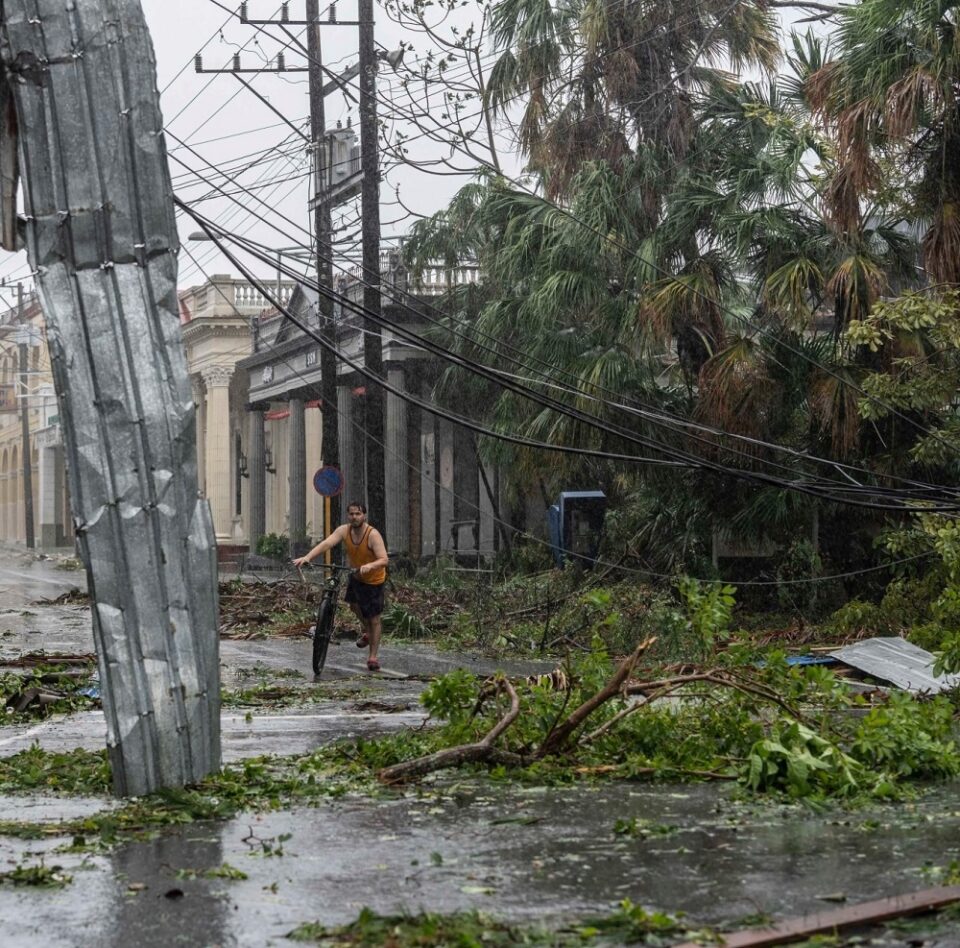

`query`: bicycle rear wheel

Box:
[312,598,335,676]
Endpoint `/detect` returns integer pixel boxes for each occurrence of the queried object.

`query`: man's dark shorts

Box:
[345,575,385,619]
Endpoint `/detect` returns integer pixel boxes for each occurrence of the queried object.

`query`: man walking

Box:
[293,502,389,671]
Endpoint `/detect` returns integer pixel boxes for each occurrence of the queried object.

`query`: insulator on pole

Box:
[233,53,241,71]
[277,52,286,72]
[329,3,337,22]
[240,1,248,21]
[194,54,203,72]
[281,1,290,22]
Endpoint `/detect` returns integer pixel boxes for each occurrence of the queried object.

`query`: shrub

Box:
[851,692,960,780]
[823,598,891,638]
[256,533,289,560]
[382,603,431,639]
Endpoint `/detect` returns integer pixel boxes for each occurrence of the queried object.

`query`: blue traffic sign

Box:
[313,465,344,497]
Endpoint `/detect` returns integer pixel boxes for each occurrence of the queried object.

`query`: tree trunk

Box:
[1,0,221,797]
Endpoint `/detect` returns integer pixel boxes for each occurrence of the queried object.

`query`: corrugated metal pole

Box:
[17,283,34,549]
[358,0,385,527]
[1,0,221,796]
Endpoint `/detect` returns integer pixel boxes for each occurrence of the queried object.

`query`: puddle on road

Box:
[2,779,960,947]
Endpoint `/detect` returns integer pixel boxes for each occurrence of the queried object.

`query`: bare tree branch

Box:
[537,637,656,757]
[378,678,522,784]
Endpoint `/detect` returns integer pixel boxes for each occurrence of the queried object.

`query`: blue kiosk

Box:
[547,491,607,568]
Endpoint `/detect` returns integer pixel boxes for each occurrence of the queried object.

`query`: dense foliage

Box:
[402,0,960,622]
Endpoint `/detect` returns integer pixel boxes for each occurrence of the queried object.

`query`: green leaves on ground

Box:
[287,902,687,945]
[288,908,562,946]
[745,721,867,798]
[0,861,72,887]
[407,637,960,801]
[0,745,111,796]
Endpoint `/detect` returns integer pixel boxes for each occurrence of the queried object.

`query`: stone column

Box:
[202,366,234,540]
[192,376,206,498]
[288,398,306,547]
[420,407,437,557]
[38,444,59,548]
[454,424,480,554]
[385,367,408,553]
[248,406,266,554]
[337,384,356,511]
[305,404,324,540]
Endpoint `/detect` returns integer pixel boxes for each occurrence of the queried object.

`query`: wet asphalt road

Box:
[2,548,960,946]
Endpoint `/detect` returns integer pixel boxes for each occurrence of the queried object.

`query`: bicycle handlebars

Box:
[296,562,356,573]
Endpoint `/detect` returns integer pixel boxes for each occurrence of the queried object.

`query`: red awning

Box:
[265,409,290,421]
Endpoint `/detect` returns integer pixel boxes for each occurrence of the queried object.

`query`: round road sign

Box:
[313,465,344,497]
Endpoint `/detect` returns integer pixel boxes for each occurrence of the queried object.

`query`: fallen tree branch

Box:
[378,678,521,784]
[706,671,809,725]
[625,669,809,726]
[581,678,694,744]
[537,637,655,758]
[625,671,717,695]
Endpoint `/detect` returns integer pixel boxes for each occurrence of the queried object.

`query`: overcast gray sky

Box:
[0,1,485,292]
[0,1,805,293]
[148,0,482,289]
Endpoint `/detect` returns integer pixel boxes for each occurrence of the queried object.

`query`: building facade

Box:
[178,274,299,556]
[1,266,507,561]
[0,289,71,548]
[237,254,503,559]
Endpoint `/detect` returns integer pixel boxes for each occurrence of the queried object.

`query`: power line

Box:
[179,238,936,586]
[239,3,960,462]
[169,133,960,503]
[181,200,960,513]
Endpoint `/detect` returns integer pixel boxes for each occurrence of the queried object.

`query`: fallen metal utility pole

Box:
[16,283,34,549]
[1,0,221,796]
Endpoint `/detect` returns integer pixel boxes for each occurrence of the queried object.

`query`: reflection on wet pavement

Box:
[2,781,960,947]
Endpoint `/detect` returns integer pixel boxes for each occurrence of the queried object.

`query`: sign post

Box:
[312,466,344,566]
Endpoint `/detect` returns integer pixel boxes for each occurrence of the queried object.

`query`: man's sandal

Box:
[367,658,380,672]
[356,633,369,648]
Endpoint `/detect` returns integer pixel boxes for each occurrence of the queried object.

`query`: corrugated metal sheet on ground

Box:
[830,637,960,694]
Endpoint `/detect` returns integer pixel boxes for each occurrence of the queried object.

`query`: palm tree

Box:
[485,0,780,200]
[809,0,960,284]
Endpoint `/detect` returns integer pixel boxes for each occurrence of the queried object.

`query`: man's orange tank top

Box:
[344,525,386,585]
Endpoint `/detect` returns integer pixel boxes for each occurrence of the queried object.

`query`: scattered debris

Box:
[30,589,88,606]
[218,579,319,638]
[1,656,100,719]
[0,862,73,888]
[830,637,960,694]
[0,652,97,669]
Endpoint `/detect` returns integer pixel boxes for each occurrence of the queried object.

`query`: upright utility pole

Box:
[307,0,341,532]
[358,0,386,528]
[17,283,34,549]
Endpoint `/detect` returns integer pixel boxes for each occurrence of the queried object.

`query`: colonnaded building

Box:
[0,260,505,563]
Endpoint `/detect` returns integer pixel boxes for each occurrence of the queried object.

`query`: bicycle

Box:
[304,562,356,676]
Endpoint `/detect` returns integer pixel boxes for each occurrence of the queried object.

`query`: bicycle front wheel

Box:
[312,598,335,676]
